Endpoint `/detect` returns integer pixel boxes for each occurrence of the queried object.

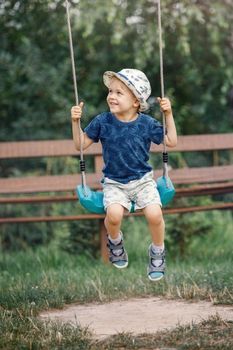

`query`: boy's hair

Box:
[103,68,151,112]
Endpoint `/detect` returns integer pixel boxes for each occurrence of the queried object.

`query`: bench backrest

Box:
[1,133,233,159]
[0,133,233,195]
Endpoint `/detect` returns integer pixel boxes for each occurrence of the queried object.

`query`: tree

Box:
[73,0,233,134]
[0,0,72,141]
[1,0,232,141]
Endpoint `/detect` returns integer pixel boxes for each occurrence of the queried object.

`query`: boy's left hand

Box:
[157,97,172,116]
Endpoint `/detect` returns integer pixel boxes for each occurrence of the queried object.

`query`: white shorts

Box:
[103,171,162,212]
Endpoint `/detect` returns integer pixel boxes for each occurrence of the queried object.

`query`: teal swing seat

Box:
[77,176,175,214]
[156,175,175,206]
[76,184,105,214]
[76,184,137,214]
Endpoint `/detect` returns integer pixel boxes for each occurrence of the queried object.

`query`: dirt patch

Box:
[40,297,233,339]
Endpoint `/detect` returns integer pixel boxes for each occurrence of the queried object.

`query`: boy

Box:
[71,68,177,281]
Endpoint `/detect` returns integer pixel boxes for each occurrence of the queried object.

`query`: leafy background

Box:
[1,0,233,142]
[0,0,233,251]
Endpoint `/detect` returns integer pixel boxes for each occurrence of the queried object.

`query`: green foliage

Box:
[0,0,72,141]
[165,197,216,256]
[74,0,233,134]
[0,0,233,251]
[0,202,54,251]
[0,221,52,251]
[1,0,233,142]
[62,219,100,258]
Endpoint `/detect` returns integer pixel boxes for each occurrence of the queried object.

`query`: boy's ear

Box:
[134,99,140,108]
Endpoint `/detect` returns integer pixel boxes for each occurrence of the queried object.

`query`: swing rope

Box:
[65,0,87,191]
[157,0,169,183]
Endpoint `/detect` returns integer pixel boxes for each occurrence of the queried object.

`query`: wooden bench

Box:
[1,133,233,260]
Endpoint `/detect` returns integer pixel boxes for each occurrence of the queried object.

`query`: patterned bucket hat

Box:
[103,68,151,112]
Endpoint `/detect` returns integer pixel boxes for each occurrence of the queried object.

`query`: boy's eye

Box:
[108,89,123,95]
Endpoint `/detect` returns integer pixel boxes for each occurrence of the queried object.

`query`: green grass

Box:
[100,316,233,350]
[1,212,232,312]
[0,210,232,349]
[1,245,233,313]
[1,312,232,349]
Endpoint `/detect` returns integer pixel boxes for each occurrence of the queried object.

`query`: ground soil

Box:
[40,297,233,339]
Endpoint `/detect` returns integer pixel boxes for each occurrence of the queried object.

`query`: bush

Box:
[165,197,220,256]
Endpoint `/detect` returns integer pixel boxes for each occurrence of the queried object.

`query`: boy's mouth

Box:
[109,103,118,108]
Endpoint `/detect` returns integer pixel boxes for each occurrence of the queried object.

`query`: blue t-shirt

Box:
[85,112,163,184]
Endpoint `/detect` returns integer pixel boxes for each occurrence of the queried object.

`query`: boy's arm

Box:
[158,97,177,148]
[71,103,94,151]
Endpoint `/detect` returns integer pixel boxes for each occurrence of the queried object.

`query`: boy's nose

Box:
[108,95,116,101]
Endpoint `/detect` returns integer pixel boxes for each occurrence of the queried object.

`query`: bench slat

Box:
[0,173,99,194]
[1,133,233,159]
[0,181,232,204]
[0,140,102,158]
[0,202,232,224]
[0,165,233,194]
[169,165,233,184]
[163,133,233,152]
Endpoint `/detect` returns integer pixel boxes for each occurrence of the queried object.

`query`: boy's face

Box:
[106,77,140,117]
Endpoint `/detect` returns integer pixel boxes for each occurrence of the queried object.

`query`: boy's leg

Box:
[143,204,166,281]
[143,204,165,245]
[105,204,128,269]
[104,203,124,239]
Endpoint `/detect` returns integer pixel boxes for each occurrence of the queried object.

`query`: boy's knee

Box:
[151,213,164,226]
[144,205,164,225]
[106,204,124,225]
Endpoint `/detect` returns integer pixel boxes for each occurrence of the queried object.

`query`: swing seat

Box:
[157,176,175,206]
[76,184,136,214]
[76,176,175,214]
[76,184,105,214]
[76,178,175,213]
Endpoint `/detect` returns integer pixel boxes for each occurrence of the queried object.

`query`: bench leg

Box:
[99,219,108,263]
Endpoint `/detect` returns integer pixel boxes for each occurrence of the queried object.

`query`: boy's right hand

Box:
[71,102,84,121]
